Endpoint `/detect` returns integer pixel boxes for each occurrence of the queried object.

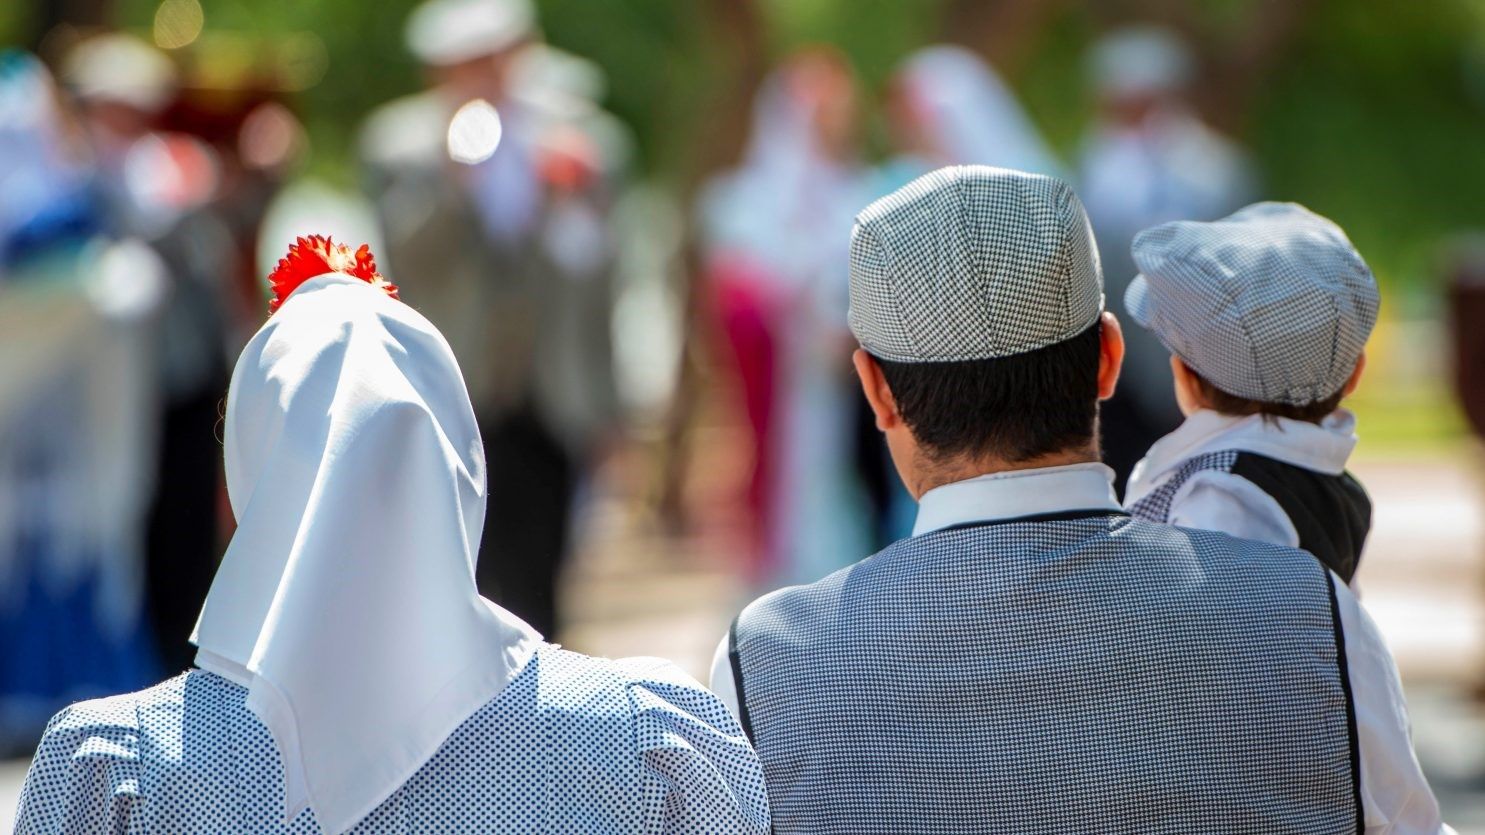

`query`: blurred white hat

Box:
[62,32,178,113]
[1089,25,1193,99]
[406,0,537,67]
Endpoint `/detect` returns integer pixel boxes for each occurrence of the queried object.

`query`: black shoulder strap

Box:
[1229,453,1371,583]
[1324,569,1366,834]
[727,614,755,742]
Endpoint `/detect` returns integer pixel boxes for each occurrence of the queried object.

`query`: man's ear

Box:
[852,349,900,431]
[1342,352,1367,397]
[1096,311,1125,401]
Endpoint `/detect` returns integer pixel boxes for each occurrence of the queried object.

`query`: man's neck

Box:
[910,445,1102,500]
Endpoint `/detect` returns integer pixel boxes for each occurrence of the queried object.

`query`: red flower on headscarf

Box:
[267,235,400,314]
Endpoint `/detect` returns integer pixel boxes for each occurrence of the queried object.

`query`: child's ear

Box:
[1341,352,1367,397]
[1169,356,1204,417]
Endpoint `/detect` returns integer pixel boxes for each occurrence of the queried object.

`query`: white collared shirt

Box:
[910,461,1122,537]
[710,460,1450,834]
[1124,409,1360,556]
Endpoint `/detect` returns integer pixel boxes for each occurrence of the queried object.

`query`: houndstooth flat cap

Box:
[1125,201,1379,406]
[848,165,1104,363]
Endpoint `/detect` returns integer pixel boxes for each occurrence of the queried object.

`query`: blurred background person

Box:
[360,0,623,638]
[697,49,874,590]
[62,32,240,672]
[0,49,165,754]
[1077,25,1256,495]
[5,1,1485,826]
[880,44,1063,191]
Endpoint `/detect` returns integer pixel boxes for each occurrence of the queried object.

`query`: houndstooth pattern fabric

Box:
[848,165,1104,362]
[732,514,1359,835]
[14,644,769,835]
[1125,201,1380,406]
[1126,450,1240,523]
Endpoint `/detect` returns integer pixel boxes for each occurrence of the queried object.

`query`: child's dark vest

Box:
[729,513,1362,835]
[1127,450,1371,583]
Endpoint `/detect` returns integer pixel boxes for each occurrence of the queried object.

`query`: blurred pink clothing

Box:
[708,256,784,582]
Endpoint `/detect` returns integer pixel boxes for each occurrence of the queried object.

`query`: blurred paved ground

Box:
[1352,452,1485,831]
[6,447,1485,830]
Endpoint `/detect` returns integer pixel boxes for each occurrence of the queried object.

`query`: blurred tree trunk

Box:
[684,0,768,188]
[940,0,1070,74]
[1202,0,1315,133]
[656,0,769,533]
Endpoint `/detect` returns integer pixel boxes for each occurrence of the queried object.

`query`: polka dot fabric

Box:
[732,514,1360,834]
[14,645,769,834]
[847,165,1103,363]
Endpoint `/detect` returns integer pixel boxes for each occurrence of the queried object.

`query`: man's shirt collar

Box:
[912,462,1122,537]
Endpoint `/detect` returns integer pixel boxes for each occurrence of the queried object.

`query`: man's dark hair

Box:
[1188,370,1344,425]
[876,321,1102,464]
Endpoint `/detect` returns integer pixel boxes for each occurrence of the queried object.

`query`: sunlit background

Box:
[3,0,1485,827]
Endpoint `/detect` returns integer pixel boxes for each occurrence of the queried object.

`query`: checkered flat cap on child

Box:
[848,165,1104,363]
[1125,201,1379,406]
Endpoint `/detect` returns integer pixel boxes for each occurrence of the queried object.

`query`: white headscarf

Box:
[191,273,539,834]
[895,45,1062,177]
[697,60,867,305]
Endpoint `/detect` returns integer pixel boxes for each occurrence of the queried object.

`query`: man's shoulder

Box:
[1117,514,1337,583]
[734,517,1330,636]
[732,541,919,639]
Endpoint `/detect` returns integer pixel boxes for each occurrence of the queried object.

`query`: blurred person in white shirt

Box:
[1077,25,1257,495]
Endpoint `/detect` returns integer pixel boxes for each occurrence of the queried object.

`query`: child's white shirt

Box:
[1125,408,1361,586]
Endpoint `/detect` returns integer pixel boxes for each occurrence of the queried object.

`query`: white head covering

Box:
[894,45,1062,177]
[406,0,536,66]
[191,273,539,834]
[61,33,178,113]
[698,59,866,294]
[1089,25,1194,99]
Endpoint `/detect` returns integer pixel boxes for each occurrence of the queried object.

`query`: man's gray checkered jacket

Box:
[728,512,1362,834]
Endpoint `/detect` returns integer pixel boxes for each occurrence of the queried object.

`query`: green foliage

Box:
[1009,7,1100,159]
[765,0,941,86]
[1250,0,1485,292]
[535,0,712,179]
[0,3,31,47]
[114,0,426,183]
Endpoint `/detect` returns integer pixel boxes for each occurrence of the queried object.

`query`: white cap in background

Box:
[406,0,537,66]
[62,32,178,113]
[1089,24,1193,99]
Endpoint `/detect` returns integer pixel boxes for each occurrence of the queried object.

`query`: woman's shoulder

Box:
[611,655,770,833]
[38,674,188,750]
[612,656,731,722]
[534,646,747,747]
[536,646,718,708]
[33,670,250,769]
[17,674,199,832]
